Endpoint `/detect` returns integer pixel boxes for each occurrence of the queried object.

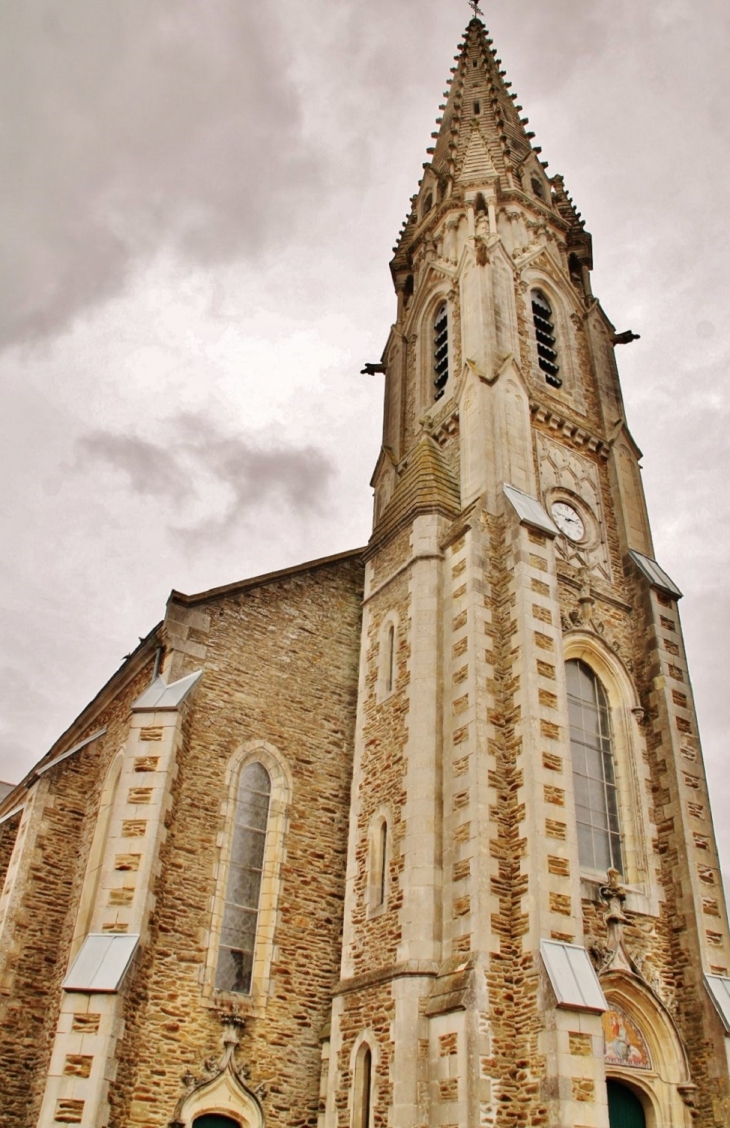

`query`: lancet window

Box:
[352,1044,373,1128]
[567,659,623,875]
[531,289,562,387]
[369,815,389,912]
[433,302,449,399]
[215,761,271,994]
[384,622,395,695]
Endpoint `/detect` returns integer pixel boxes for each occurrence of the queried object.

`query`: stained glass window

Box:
[567,660,623,875]
[216,761,271,994]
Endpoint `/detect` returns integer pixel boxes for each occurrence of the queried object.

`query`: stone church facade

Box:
[1,14,729,1128]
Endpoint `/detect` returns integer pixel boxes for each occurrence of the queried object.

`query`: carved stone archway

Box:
[169,1020,265,1128]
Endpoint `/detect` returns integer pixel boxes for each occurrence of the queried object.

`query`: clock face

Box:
[551,501,585,542]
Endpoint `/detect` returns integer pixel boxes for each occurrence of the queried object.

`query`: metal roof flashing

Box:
[131,669,203,713]
[629,549,683,600]
[540,939,607,1013]
[503,484,559,538]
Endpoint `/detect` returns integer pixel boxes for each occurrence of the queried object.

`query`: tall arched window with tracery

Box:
[567,659,623,875]
[215,761,271,994]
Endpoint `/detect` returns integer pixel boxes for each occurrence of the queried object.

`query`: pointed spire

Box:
[389,16,594,285]
[391,16,546,270]
[429,17,536,185]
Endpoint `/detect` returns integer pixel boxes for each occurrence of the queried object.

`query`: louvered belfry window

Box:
[531,290,562,387]
[433,302,449,399]
[567,660,624,876]
[216,761,271,994]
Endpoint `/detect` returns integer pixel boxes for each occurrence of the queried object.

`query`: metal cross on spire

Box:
[469,0,484,18]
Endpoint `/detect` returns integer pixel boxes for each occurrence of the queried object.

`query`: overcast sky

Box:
[1,0,728,878]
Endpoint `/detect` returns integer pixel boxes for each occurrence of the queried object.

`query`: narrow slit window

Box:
[567,660,623,876]
[384,623,395,695]
[433,302,449,399]
[531,290,562,387]
[377,821,388,907]
[473,100,481,115]
[353,1045,373,1128]
[216,761,271,994]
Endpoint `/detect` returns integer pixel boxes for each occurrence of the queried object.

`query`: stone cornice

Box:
[530,401,611,459]
[334,960,439,996]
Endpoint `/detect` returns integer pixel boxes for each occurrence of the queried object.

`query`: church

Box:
[1,11,730,1128]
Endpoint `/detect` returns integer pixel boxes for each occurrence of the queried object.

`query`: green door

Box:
[193,1117,241,1128]
[607,1080,646,1128]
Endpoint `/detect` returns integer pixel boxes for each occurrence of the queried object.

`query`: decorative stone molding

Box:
[531,403,611,459]
[169,1017,266,1128]
[429,407,460,447]
[560,597,633,673]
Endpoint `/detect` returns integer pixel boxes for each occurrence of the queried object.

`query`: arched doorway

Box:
[607,1080,646,1128]
[193,1116,241,1128]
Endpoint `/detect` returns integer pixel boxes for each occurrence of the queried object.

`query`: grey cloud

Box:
[76,432,187,500]
[0,0,319,350]
[74,414,334,540]
[0,666,57,783]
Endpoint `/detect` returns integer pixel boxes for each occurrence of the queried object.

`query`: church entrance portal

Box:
[607,1079,646,1128]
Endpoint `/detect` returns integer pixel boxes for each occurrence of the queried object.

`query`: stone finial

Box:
[220,1014,246,1070]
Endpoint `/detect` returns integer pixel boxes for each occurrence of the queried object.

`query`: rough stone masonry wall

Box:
[335,984,394,1128]
[332,535,412,1128]
[636,579,729,1126]
[348,569,410,976]
[108,556,363,1128]
[0,658,155,1128]
[484,513,546,1128]
[546,432,728,1125]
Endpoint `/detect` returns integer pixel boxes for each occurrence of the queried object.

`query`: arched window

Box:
[433,302,449,399]
[531,290,562,388]
[422,191,433,218]
[215,761,271,994]
[567,660,623,875]
[352,1044,373,1128]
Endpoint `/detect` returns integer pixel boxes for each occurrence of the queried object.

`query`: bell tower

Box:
[325,13,730,1128]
